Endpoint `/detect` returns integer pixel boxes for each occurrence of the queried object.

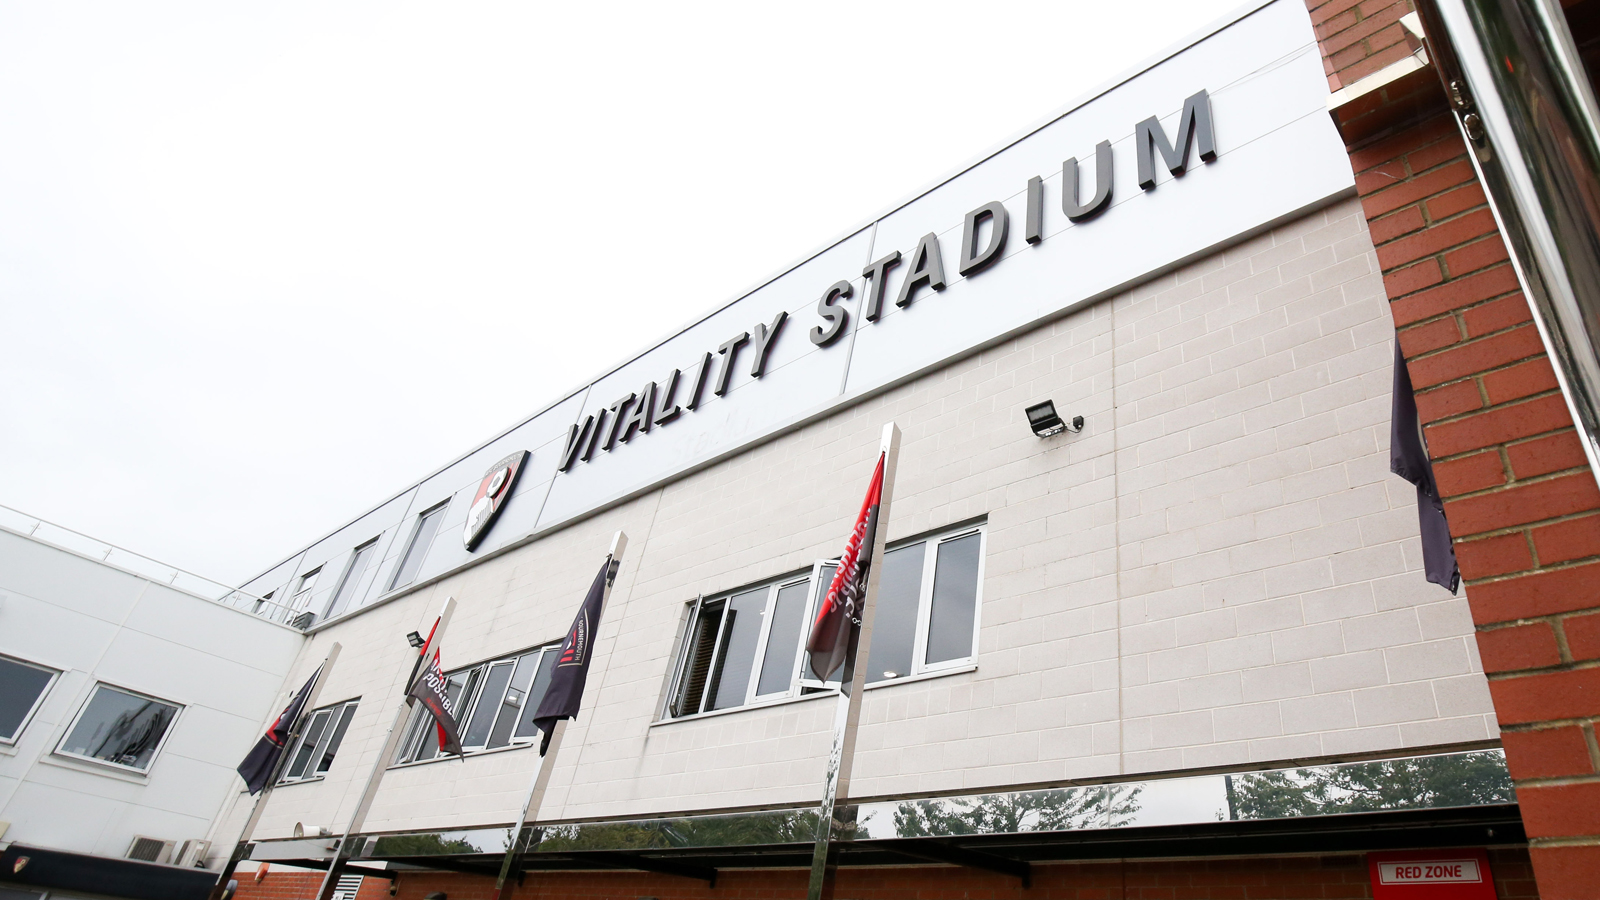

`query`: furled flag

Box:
[806,453,886,681]
[406,622,465,757]
[1390,342,1460,593]
[532,555,616,755]
[237,666,321,794]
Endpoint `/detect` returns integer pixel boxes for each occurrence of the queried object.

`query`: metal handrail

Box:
[0,502,303,626]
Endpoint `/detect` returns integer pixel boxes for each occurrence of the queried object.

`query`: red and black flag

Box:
[237,666,321,795]
[806,453,886,681]
[532,555,616,755]
[406,621,465,757]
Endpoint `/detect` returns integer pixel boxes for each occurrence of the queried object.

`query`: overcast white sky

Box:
[1,1,1245,585]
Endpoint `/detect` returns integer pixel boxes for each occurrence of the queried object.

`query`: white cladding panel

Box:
[0,527,303,861]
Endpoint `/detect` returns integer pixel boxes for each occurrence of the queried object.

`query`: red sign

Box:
[1369,849,1495,900]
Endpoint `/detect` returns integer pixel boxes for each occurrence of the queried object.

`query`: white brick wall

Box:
[225,197,1493,843]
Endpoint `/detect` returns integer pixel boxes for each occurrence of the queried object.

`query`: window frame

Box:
[277,698,359,784]
[54,682,184,774]
[325,538,379,619]
[662,522,986,721]
[291,568,321,613]
[391,640,561,766]
[389,502,449,592]
[0,653,60,746]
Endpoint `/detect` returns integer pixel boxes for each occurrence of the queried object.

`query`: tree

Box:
[891,784,1143,837]
[1228,751,1513,820]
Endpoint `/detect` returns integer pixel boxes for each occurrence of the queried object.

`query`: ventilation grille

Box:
[331,874,364,900]
[126,836,174,863]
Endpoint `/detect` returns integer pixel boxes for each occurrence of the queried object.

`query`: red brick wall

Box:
[378,851,1534,900]
[1311,0,1418,90]
[1333,56,1600,900]
[230,868,393,900]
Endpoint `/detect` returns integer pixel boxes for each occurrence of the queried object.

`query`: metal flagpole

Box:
[207,643,342,900]
[807,422,901,900]
[313,596,458,900]
[490,530,628,900]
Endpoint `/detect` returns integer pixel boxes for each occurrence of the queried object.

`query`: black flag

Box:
[237,666,320,795]
[806,453,885,681]
[406,637,465,757]
[1391,342,1460,593]
[532,556,615,755]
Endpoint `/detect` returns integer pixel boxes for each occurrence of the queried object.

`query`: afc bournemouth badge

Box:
[463,450,528,552]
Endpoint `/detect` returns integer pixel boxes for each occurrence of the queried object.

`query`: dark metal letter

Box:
[558,415,595,471]
[685,351,714,411]
[581,410,607,462]
[895,233,946,308]
[750,311,788,378]
[861,251,902,322]
[654,368,683,426]
[713,333,749,396]
[618,382,656,443]
[1025,176,1044,244]
[602,393,635,451]
[1135,89,1216,190]
[1063,140,1114,221]
[811,280,852,347]
[958,201,1009,277]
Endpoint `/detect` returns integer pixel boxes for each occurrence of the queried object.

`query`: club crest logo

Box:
[463,450,528,551]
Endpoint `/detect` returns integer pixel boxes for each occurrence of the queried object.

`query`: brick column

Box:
[1311,0,1600,895]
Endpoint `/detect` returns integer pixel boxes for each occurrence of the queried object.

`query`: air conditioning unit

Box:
[126,835,176,864]
[175,839,211,868]
[291,611,317,630]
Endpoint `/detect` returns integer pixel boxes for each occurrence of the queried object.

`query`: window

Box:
[325,539,378,619]
[0,655,58,743]
[291,569,321,613]
[390,503,448,591]
[393,642,561,764]
[663,523,984,719]
[279,699,359,783]
[251,590,275,615]
[57,683,182,772]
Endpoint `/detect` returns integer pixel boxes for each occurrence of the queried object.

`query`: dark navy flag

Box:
[806,453,886,681]
[532,556,615,755]
[1391,342,1460,593]
[237,666,320,795]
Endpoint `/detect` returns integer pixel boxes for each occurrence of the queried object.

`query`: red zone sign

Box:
[1368,849,1495,900]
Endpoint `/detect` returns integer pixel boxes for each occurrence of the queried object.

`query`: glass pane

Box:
[285,710,331,779]
[756,581,808,696]
[926,533,982,665]
[488,653,537,749]
[672,604,724,717]
[327,542,376,619]
[396,703,429,764]
[59,686,180,771]
[462,662,515,748]
[710,588,767,710]
[514,649,560,737]
[802,565,837,681]
[392,506,446,590]
[315,704,358,774]
[0,657,54,741]
[865,542,926,682]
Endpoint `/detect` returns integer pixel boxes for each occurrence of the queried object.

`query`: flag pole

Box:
[807,422,900,900]
[490,530,628,900]
[313,596,458,900]
[207,643,342,900]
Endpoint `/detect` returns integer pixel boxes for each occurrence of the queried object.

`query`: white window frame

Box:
[389,502,449,591]
[54,682,183,774]
[0,653,60,746]
[277,698,359,784]
[664,522,985,720]
[392,641,561,765]
[291,568,321,613]
[325,538,379,619]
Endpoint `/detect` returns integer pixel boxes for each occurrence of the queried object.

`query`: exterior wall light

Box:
[406,631,426,648]
[1025,400,1083,437]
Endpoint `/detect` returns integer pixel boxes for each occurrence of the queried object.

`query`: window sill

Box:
[274,775,327,788]
[652,663,978,727]
[387,740,532,771]
[38,751,151,784]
